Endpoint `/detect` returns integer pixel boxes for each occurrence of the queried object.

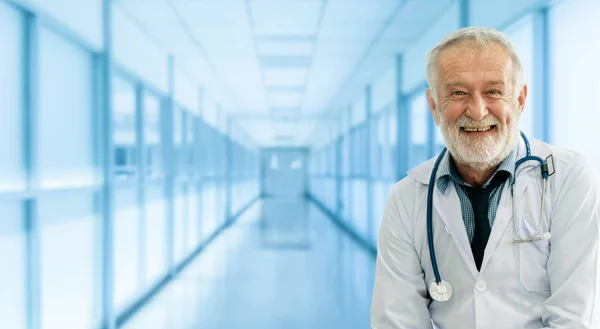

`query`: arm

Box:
[542,159,600,328]
[371,187,432,329]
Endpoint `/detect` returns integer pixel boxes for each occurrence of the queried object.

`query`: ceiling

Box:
[118,0,454,147]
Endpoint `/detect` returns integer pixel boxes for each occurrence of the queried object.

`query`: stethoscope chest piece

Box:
[429,280,453,302]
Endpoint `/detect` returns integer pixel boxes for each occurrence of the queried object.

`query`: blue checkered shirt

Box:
[436,147,518,243]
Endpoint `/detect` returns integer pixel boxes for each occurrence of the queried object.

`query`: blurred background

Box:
[1,0,599,328]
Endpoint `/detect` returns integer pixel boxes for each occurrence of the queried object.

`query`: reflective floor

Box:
[121,197,376,329]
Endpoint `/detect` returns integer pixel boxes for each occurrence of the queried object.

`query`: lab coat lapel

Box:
[433,183,479,277]
[479,136,531,272]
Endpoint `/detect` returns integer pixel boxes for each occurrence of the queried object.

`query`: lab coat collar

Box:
[407,136,529,186]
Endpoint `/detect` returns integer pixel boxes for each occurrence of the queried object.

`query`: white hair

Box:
[426,27,525,103]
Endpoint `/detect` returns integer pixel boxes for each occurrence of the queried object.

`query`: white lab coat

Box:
[371,137,600,329]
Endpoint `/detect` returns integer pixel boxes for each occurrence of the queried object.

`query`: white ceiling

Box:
[118,0,453,147]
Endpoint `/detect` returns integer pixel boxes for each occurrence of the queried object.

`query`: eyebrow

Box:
[444,81,467,90]
[485,80,505,87]
[444,80,506,90]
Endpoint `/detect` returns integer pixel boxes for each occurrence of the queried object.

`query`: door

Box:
[261,149,307,197]
[260,148,309,248]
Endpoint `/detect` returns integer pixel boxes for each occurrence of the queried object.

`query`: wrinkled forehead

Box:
[436,42,513,80]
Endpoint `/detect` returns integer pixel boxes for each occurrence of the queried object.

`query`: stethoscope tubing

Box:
[428,132,547,285]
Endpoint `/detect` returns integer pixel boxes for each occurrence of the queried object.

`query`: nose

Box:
[465,93,489,121]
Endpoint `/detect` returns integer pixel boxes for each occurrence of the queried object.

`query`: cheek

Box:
[488,103,513,124]
[439,102,464,124]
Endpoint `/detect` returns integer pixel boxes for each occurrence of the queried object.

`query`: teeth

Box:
[463,126,492,132]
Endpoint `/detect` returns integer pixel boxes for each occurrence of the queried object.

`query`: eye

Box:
[450,91,467,96]
[486,89,503,96]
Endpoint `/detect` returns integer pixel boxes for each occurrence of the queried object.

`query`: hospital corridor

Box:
[1,0,600,328]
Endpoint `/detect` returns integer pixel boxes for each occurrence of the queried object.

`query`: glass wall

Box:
[0,4,27,327]
[37,26,99,329]
[112,75,142,310]
[549,0,600,170]
[38,27,95,188]
[0,2,25,191]
[113,76,137,180]
[143,92,163,178]
[39,195,98,329]
[0,1,261,328]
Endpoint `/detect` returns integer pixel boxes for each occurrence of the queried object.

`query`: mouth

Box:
[460,125,497,134]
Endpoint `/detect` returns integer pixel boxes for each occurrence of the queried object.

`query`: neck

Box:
[454,161,499,188]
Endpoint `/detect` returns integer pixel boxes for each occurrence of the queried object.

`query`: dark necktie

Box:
[462,172,508,271]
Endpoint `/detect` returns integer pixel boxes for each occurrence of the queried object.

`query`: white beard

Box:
[438,106,521,172]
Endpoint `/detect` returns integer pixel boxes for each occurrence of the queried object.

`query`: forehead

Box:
[437,43,513,84]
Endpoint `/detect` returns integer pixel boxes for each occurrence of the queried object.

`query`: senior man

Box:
[370,27,600,328]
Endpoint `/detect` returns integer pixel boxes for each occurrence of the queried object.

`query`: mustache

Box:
[454,115,500,129]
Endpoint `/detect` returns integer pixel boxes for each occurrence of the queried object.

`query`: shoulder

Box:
[531,138,600,197]
[530,138,596,177]
[385,164,431,224]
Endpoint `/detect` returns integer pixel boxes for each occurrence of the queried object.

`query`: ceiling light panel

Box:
[238,120,273,145]
[319,22,383,42]
[270,107,299,120]
[324,0,399,23]
[263,68,307,86]
[267,91,303,108]
[259,55,312,68]
[266,86,305,95]
[221,75,266,110]
[256,39,314,56]
[173,1,249,30]
[251,0,324,36]
[272,120,297,136]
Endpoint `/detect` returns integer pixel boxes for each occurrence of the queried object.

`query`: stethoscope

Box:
[427,132,552,302]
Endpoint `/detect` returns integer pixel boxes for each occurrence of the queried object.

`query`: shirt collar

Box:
[436,145,518,194]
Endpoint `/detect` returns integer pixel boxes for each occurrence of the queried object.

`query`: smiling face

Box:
[426,42,527,170]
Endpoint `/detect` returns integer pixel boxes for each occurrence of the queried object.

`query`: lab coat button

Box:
[475,281,487,292]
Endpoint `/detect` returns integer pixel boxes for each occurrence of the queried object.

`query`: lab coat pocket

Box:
[518,216,551,292]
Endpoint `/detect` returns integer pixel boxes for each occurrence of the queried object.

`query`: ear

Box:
[426,88,439,125]
[517,83,527,114]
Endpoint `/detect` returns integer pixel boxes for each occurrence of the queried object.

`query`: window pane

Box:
[504,15,535,138]
[173,184,187,263]
[384,107,397,180]
[0,4,25,191]
[202,182,217,234]
[360,125,368,176]
[38,27,94,187]
[187,187,200,251]
[112,76,137,180]
[144,92,162,178]
[39,194,98,329]
[174,108,184,176]
[342,135,350,176]
[0,202,26,329]
[184,113,196,175]
[113,187,141,309]
[409,91,428,169]
[144,185,167,284]
[352,180,368,236]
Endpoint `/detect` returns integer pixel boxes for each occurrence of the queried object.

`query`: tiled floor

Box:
[121,197,376,329]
